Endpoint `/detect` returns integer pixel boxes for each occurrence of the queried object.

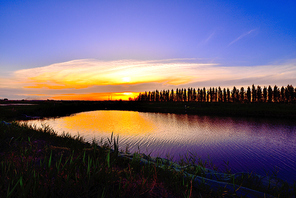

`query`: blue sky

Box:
[1,0,296,100]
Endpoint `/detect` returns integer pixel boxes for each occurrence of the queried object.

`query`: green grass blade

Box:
[7,179,20,198]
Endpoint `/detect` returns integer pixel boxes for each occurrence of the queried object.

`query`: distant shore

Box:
[1,100,296,121]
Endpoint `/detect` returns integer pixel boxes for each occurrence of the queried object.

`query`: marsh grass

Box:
[0,122,203,197]
[1,121,295,197]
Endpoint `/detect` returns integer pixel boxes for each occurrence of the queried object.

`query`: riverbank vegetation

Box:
[1,122,295,197]
[0,122,197,197]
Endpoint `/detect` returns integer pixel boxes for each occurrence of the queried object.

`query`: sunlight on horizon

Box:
[50,92,140,101]
[1,59,296,100]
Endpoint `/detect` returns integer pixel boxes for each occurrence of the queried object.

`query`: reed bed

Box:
[0,121,295,197]
[0,122,207,197]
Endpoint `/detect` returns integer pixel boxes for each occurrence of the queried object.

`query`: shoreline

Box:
[1,100,296,122]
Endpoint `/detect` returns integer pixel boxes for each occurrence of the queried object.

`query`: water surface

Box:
[22,110,296,184]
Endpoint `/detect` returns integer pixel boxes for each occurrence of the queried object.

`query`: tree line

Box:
[136,84,295,103]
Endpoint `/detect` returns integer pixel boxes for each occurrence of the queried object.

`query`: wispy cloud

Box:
[228,29,256,46]
[204,31,216,43]
[13,59,214,89]
[1,58,296,100]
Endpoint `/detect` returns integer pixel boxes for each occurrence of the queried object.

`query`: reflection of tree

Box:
[136,84,295,103]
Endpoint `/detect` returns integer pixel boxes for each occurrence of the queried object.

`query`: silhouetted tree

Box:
[193,88,197,101]
[273,85,279,102]
[227,88,230,102]
[280,86,285,102]
[206,89,210,102]
[183,88,187,102]
[137,84,294,104]
[257,85,262,102]
[232,86,237,102]
[287,85,294,102]
[209,87,213,102]
[247,86,251,102]
[285,86,289,102]
[223,88,227,102]
[170,89,174,101]
[252,84,257,102]
[218,87,222,102]
[263,87,267,102]
[203,87,206,102]
[187,88,192,102]
[268,86,273,103]
[240,87,245,102]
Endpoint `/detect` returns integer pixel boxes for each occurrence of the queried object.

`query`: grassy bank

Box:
[0,122,219,197]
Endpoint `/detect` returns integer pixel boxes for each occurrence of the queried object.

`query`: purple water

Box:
[21,110,296,184]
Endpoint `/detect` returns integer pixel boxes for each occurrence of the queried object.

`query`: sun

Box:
[122,77,131,83]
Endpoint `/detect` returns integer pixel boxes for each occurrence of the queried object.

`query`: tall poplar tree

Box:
[247,86,251,102]
[268,86,273,102]
[240,87,245,102]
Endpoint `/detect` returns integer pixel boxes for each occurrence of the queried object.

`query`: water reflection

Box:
[63,110,155,136]
[21,110,296,184]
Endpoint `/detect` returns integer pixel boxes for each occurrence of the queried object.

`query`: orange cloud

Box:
[49,92,140,101]
[15,59,207,90]
[2,58,296,100]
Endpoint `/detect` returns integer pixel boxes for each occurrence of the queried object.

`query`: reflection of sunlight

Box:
[62,110,155,136]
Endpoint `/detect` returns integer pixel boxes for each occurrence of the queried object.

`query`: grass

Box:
[0,122,208,197]
[1,121,295,197]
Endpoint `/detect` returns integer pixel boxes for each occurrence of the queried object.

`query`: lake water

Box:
[21,110,296,184]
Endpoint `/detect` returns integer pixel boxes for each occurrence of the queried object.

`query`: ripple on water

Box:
[19,110,296,184]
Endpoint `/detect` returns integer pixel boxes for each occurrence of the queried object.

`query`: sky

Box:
[1,0,296,100]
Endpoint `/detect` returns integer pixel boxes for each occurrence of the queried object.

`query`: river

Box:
[21,110,296,184]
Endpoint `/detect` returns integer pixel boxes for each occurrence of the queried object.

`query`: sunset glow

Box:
[122,77,131,83]
[1,59,296,100]
[49,92,140,101]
